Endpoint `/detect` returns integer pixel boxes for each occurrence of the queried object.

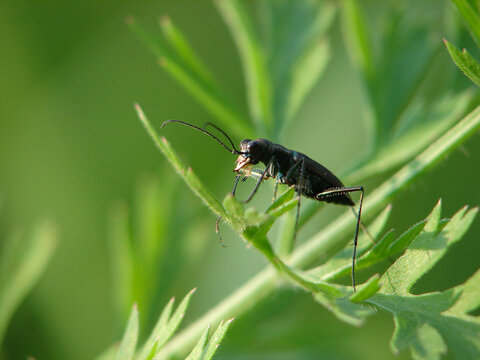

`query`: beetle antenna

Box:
[162,120,242,154]
[203,122,242,154]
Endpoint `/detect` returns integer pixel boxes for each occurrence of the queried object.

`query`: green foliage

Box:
[129,0,334,140]
[126,1,480,359]
[444,40,480,87]
[367,202,480,359]
[340,0,475,182]
[100,289,233,360]
[126,16,251,138]
[0,220,57,348]
[444,0,480,87]
[135,97,480,358]
[451,0,480,48]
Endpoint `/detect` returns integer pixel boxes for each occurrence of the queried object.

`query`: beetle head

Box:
[234,138,270,173]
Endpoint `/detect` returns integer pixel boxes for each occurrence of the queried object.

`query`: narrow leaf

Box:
[451,0,480,47]
[387,220,427,254]
[127,18,252,138]
[116,304,139,360]
[0,221,57,347]
[184,326,209,360]
[347,91,472,181]
[444,39,480,87]
[266,187,295,213]
[215,0,272,133]
[260,1,335,134]
[138,297,175,360]
[308,205,392,281]
[350,274,381,303]
[341,0,375,83]
[95,345,118,360]
[201,318,234,360]
[162,288,197,348]
[380,202,480,295]
[135,104,228,221]
[159,16,215,88]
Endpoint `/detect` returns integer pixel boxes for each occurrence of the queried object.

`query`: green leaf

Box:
[340,0,375,85]
[127,17,252,138]
[135,104,228,221]
[448,267,480,315]
[201,318,234,360]
[285,37,330,130]
[375,14,437,137]
[184,326,209,360]
[159,16,215,89]
[138,289,197,360]
[382,202,477,295]
[215,0,272,134]
[365,203,480,359]
[313,283,372,326]
[222,193,246,230]
[0,221,57,347]
[95,345,118,360]
[160,288,197,349]
[347,91,472,181]
[308,204,392,281]
[451,0,480,47]
[138,296,175,360]
[259,0,335,135]
[444,39,480,87]
[300,100,480,241]
[266,187,295,213]
[183,318,234,360]
[341,1,439,149]
[349,274,381,303]
[116,304,139,360]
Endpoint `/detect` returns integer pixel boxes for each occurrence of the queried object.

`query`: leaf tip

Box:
[160,15,171,27]
[134,103,147,124]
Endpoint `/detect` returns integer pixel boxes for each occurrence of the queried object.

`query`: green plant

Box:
[104,1,480,359]
[0,219,57,349]
[96,289,233,360]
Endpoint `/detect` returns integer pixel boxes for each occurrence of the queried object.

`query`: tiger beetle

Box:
[161,120,365,291]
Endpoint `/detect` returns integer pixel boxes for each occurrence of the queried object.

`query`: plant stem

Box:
[154,105,480,359]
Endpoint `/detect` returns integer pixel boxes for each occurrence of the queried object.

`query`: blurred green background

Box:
[0,1,479,359]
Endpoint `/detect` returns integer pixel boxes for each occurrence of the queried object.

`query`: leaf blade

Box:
[444,39,480,87]
[215,0,272,133]
[127,17,252,138]
[0,221,57,347]
[135,104,229,221]
[116,304,139,360]
[201,318,234,360]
